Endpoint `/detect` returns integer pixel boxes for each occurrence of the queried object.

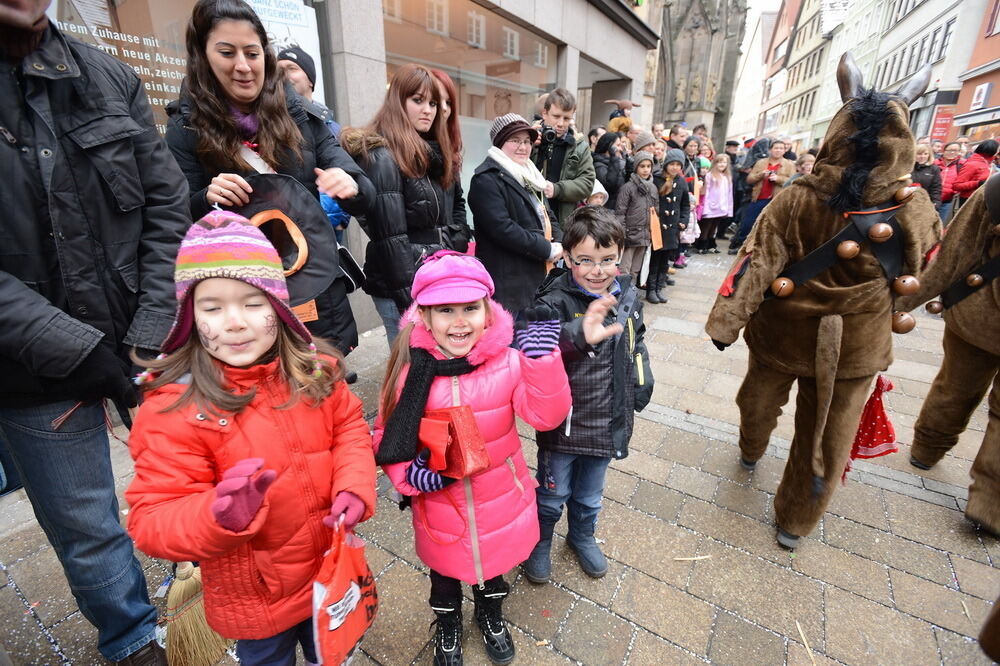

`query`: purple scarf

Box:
[230,104,259,141]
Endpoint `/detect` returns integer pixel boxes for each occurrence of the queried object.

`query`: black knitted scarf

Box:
[376,347,478,465]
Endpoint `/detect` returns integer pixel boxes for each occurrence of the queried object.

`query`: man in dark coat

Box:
[0,4,190,664]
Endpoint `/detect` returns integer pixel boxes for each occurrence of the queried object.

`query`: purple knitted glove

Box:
[211,458,277,532]
[406,449,456,493]
[513,305,561,358]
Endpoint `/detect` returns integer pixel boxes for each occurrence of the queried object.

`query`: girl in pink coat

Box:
[374,251,571,666]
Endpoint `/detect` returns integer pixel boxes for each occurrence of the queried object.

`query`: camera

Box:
[540,124,558,143]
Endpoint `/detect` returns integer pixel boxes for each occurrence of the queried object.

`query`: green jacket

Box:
[533,132,595,227]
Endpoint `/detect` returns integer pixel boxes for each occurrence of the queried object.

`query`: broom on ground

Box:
[165,562,232,666]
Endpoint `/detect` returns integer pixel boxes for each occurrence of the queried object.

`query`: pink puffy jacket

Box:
[375,304,571,585]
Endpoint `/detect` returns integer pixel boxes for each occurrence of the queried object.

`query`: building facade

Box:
[759,0,802,137]
[952,0,1000,144]
[727,10,778,143]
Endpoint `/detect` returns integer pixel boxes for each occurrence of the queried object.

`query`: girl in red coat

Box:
[374,251,571,666]
[125,211,376,665]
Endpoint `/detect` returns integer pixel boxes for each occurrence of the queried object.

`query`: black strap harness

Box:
[937,174,1000,310]
[764,201,906,299]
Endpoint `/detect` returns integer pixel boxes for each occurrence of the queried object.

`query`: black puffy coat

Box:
[912,161,942,206]
[533,270,653,459]
[469,157,558,314]
[165,85,373,222]
[593,152,626,209]
[342,130,462,309]
[0,27,190,403]
[657,173,690,251]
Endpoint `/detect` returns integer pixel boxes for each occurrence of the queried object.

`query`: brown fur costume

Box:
[705,56,941,542]
[896,180,1000,535]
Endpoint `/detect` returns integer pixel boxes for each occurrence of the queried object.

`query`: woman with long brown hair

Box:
[431,68,473,254]
[341,63,459,344]
[166,0,372,361]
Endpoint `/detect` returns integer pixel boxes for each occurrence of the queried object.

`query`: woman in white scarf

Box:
[469,114,564,313]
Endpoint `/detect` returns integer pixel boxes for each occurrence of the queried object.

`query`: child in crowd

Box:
[696,154,734,253]
[615,151,659,282]
[586,178,609,207]
[374,252,571,666]
[126,211,377,665]
[525,206,654,582]
[650,149,691,303]
[784,153,816,188]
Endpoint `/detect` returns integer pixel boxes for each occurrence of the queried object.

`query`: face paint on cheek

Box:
[264,314,278,337]
[197,321,221,352]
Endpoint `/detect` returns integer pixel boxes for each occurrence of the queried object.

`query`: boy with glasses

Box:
[524,206,654,583]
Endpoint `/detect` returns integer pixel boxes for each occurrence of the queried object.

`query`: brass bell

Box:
[892,275,920,296]
[836,240,861,259]
[771,277,795,298]
[868,223,894,242]
[893,186,917,203]
[925,301,944,314]
[967,274,984,287]
[891,311,916,334]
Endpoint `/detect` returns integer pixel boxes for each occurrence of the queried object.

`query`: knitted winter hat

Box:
[664,148,685,165]
[411,251,495,306]
[490,113,539,148]
[276,46,316,88]
[634,151,654,167]
[633,131,656,153]
[161,210,312,353]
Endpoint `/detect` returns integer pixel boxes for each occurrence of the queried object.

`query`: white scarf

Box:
[487,146,548,193]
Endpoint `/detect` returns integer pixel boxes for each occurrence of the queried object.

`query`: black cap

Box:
[725,140,740,147]
[277,46,316,89]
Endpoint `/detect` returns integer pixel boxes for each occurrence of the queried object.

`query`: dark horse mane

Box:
[827,88,894,213]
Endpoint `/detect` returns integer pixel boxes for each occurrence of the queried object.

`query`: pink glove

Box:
[323,491,366,529]
[211,458,277,532]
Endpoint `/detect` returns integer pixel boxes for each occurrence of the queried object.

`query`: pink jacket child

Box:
[374,251,570,664]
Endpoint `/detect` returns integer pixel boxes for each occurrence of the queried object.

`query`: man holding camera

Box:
[532,88,595,226]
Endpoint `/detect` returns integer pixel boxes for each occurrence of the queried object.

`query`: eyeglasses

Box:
[568,255,619,270]
[505,138,533,147]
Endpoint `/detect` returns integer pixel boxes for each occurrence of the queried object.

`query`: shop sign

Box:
[930,105,955,140]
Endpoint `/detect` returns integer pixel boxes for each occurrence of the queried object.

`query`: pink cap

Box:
[411,251,495,306]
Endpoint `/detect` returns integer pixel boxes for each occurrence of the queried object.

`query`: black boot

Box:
[431,605,463,666]
[473,580,515,665]
[646,287,661,304]
[654,273,668,303]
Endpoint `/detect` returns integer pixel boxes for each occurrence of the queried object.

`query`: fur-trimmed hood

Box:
[796,90,916,209]
[339,127,387,159]
[399,300,515,366]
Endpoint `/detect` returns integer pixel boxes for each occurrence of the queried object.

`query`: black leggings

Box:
[429,570,508,611]
[648,249,671,286]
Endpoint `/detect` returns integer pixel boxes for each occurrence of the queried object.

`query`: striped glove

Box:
[406,449,456,493]
[513,305,561,358]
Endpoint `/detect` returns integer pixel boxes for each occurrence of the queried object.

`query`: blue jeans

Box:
[372,295,402,347]
[0,400,157,661]
[534,450,611,541]
[731,198,771,247]
[936,200,953,226]
[236,617,317,666]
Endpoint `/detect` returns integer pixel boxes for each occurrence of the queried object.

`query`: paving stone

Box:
[747,454,788,495]
[703,372,745,401]
[459,616,575,666]
[674,391,742,425]
[665,464,719,501]
[823,514,954,585]
[610,449,672,485]
[604,467,639,505]
[889,568,993,637]
[652,316,711,338]
[712,479,769,521]
[627,628,708,664]
[934,627,995,665]
[950,555,1000,601]
[0,585,59,665]
[785,641,842,666]
[47,612,104,665]
[366,543,396,577]
[706,612,785,666]
[653,429,711,468]
[7,545,75,628]
[649,380,684,408]
[611,569,714,654]
[790,538,892,605]
[884,490,990,562]
[825,480,889,530]
[553,601,632,666]
[548,535,624,608]
[700,443,755,484]
[629,417,669,455]
[630,480,685,522]
[649,359,708,392]
[600,502,699,587]
[677,499,786,564]
[687,540,824,649]
[354,496,422,569]
[0,528,51,567]
[360,563,430,666]
[505,573,575,641]
[825,586,939,666]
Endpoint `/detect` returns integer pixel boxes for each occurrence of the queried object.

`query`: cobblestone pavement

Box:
[1,250,996,665]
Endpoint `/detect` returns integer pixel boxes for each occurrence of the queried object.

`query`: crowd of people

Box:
[2,1,1000,665]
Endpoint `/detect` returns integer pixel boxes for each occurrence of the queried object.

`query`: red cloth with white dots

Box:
[843,375,897,482]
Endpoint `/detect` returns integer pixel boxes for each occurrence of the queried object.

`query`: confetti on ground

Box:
[541,609,552,618]
[685,409,692,414]
[673,555,712,561]
[796,620,816,666]
[535,639,550,647]
[961,599,971,620]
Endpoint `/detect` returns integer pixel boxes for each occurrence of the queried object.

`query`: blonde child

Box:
[374,252,571,665]
[696,154,734,253]
[126,211,376,665]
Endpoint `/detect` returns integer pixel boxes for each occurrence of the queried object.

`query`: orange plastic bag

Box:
[312,522,378,664]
